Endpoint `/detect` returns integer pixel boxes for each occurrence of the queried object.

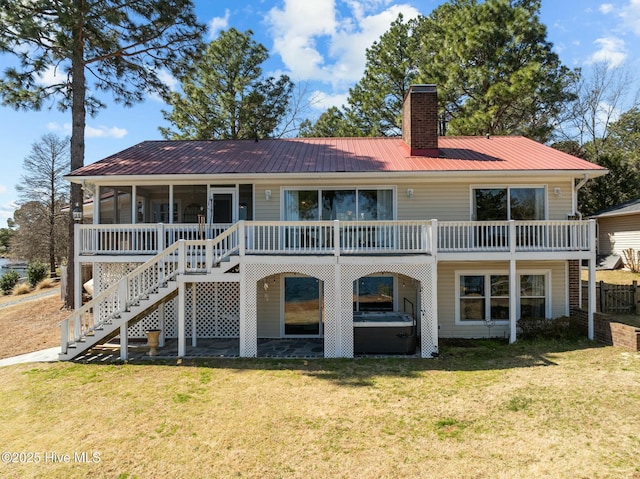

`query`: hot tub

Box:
[353,312,416,354]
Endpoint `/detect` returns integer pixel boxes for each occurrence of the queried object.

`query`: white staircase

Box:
[60,225,241,360]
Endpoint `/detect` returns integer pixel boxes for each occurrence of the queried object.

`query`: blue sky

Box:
[0,0,639,228]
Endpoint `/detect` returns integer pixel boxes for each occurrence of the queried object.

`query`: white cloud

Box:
[310,90,350,110]
[620,0,640,34]
[85,125,127,139]
[0,185,7,195]
[266,0,419,88]
[0,200,17,226]
[47,122,127,139]
[599,3,614,14]
[208,9,230,39]
[147,69,179,102]
[37,64,68,87]
[46,122,69,133]
[589,37,627,68]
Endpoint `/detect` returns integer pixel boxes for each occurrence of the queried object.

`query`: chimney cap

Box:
[408,84,437,94]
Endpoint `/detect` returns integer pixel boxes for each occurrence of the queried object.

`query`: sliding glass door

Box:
[283,276,323,336]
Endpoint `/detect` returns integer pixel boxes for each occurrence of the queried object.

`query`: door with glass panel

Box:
[283,276,323,336]
[208,188,236,237]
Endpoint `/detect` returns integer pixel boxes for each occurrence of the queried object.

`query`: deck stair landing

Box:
[59,225,241,360]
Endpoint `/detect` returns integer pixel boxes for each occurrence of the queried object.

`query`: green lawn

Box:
[1,339,639,478]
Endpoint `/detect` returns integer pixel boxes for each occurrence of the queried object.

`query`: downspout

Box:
[573,174,589,219]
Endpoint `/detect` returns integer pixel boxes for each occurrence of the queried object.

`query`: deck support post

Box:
[178,282,186,357]
[332,262,345,357]
[588,220,596,340]
[509,259,517,343]
[158,302,165,348]
[509,221,517,343]
[119,323,128,361]
[191,283,197,347]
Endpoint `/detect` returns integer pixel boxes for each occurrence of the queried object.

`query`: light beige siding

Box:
[251,177,575,222]
[597,214,640,264]
[437,260,568,338]
[257,274,281,337]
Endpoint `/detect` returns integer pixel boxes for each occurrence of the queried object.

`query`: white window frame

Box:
[469,185,548,220]
[455,269,551,325]
[281,186,397,221]
[517,269,552,320]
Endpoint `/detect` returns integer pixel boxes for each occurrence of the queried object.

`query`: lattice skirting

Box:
[95,263,240,339]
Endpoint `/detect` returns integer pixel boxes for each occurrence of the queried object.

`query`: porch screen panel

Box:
[99,186,132,224]
[174,185,207,223]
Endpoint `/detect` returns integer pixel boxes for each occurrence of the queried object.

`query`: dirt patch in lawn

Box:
[0,287,70,359]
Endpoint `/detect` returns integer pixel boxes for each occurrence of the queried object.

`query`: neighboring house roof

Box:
[592,197,640,218]
[67,135,606,181]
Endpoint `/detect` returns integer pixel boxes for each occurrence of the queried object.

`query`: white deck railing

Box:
[437,220,592,253]
[77,219,594,257]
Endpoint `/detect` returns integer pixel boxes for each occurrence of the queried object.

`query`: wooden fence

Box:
[582,281,639,314]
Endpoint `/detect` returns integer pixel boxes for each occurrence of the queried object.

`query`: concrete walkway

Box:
[0,287,60,309]
[0,347,60,367]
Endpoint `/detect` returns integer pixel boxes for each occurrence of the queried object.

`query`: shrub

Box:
[11,283,31,296]
[35,278,56,290]
[26,261,49,288]
[518,316,582,340]
[0,270,20,295]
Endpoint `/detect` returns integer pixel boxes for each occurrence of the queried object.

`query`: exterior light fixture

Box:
[72,202,83,222]
[406,188,414,199]
[265,190,272,200]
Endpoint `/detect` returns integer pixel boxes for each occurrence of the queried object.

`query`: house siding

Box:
[246,178,575,222]
[437,260,568,339]
[257,274,282,337]
[597,214,640,264]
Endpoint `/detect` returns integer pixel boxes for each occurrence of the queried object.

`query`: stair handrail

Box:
[60,222,241,355]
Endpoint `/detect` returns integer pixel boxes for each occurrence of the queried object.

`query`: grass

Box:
[0,286,68,359]
[0,339,639,478]
[581,268,640,284]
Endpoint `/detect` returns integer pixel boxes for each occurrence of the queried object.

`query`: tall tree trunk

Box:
[65,3,86,308]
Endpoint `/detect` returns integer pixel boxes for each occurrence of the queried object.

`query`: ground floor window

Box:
[354,276,394,311]
[456,271,549,324]
[283,276,323,336]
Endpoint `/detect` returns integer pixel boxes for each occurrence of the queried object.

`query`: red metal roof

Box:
[67,136,606,178]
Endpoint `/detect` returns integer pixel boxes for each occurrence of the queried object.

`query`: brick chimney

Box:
[402,84,439,156]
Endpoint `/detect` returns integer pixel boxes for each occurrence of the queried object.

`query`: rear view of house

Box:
[60,85,607,360]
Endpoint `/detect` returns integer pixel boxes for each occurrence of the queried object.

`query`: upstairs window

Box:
[284,188,393,221]
[473,187,545,221]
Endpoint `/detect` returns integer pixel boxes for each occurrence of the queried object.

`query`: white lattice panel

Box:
[164,296,178,337]
[193,283,240,338]
[95,262,141,325]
